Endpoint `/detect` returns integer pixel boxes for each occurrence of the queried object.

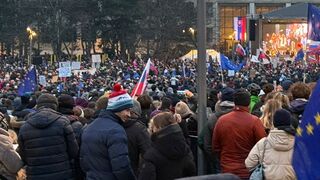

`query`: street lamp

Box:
[27,27,37,66]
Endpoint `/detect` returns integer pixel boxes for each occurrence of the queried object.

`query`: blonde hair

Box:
[272,92,290,108]
[260,99,282,129]
[148,112,181,134]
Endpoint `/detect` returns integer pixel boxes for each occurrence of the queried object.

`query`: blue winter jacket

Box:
[80,110,136,180]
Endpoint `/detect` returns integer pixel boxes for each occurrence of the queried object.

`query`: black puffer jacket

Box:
[139,124,196,180]
[18,108,79,180]
[124,119,151,176]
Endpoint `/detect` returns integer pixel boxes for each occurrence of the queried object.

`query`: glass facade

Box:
[255,4,284,15]
[219,4,248,52]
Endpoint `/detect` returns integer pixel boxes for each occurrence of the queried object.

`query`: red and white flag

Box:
[236,43,246,56]
[131,59,151,97]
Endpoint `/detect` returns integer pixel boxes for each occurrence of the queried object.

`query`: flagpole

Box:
[131,59,150,97]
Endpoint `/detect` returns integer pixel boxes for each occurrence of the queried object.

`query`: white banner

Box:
[39,75,46,87]
[71,62,81,70]
[228,70,235,77]
[59,67,72,77]
[92,54,101,63]
[59,61,71,68]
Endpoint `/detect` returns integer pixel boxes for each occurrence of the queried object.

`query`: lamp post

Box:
[27,27,37,66]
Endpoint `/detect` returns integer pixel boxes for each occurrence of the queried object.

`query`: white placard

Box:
[59,61,71,68]
[39,75,46,86]
[228,70,235,77]
[59,67,72,77]
[92,54,101,63]
[71,62,81,70]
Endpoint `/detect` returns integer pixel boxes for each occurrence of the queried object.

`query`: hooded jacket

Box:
[139,124,196,180]
[0,128,23,180]
[198,101,234,174]
[80,110,135,180]
[245,129,296,180]
[289,98,308,128]
[18,108,79,180]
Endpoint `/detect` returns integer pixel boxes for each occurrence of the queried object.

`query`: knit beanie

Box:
[107,83,133,112]
[273,109,295,135]
[175,101,192,118]
[221,87,235,102]
[273,109,291,127]
[37,93,58,109]
[58,94,75,109]
[234,89,251,106]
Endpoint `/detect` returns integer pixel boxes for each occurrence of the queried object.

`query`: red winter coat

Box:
[213,106,266,179]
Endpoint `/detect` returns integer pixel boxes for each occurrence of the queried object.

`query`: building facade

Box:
[190,0,320,53]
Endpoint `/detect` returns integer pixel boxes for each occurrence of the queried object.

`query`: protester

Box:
[124,99,151,176]
[289,82,311,128]
[58,94,83,142]
[213,89,266,179]
[247,83,261,113]
[260,99,282,134]
[245,109,296,180]
[80,83,136,180]
[198,87,235,174]
[18,93,79,179]
[139,112,196,180]
[0,112,23,180]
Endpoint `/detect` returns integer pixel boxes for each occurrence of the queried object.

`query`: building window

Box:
[219,4,248,53]
[255,4,284,15]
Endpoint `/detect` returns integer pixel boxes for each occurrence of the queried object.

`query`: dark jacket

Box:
[199,101,234,174]
[59,107,84,143]
[139,124,196,180]
[80,110,135,180]
[289,98,308,128]
[18,108,79,180]
[123,119,151,176]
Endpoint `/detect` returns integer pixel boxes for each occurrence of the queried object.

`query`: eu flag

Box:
[220,54,244,71]
[292,79,320,179]
[18,67,37,96]
[308,4,320,41]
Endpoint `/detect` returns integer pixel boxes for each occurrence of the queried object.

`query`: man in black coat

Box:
[18,93,79,180]
[124,100,151,176]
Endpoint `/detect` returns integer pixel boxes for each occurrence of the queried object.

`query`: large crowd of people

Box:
[0,54,318,179]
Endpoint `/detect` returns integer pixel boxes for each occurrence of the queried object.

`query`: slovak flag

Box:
[236,43,246,57]
[131,59,151,97]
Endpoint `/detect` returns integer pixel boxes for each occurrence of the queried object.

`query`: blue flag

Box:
[295,49,304,61]
[18,67,37,96]
[308,4,320,41]
[220,54,244,71]
[292,79,320,179]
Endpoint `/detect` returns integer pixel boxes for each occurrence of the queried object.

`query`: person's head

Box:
[107,83,133,122]
[137,94,152,110]
[233,88,251,107]
[273,109,295,135]
[289,82,311,100]
[37,93,59,111]
[260,99,282,129]
[262,83,274,95]
[247,83,261,96]
[95,96,108,110]
[281,79,293,92]
[58,94,75,112]
[220,87,235,102]
[131,99,142,119]
[175,101,193,118]
[160,97,172,111]
[272,92,290,108]
[148,112,181,134]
